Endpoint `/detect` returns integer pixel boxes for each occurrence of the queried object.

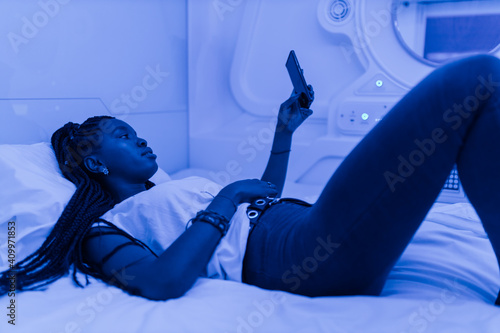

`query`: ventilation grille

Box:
[329,0,351,22]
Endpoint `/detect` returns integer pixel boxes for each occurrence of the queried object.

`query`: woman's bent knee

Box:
[455,54,500,79]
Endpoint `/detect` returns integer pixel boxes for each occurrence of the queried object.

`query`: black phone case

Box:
[286,50,314,108]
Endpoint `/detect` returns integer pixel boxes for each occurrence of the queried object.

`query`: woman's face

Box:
[90,118,158,184]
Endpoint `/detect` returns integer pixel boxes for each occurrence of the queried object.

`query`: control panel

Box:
[336,101,467,203]
[438,165,468,203]
[337,101,394,135]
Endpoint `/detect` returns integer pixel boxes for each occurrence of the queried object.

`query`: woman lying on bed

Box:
[2,54,500,305]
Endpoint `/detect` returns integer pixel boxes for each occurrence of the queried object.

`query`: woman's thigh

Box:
[243,55,500,297]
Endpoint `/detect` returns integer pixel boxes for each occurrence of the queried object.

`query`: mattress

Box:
[1,144,500,332]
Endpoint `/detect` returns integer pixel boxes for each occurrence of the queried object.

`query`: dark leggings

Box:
[242,54,500,298]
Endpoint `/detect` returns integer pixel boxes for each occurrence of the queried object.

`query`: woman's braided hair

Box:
[0,116,155,295]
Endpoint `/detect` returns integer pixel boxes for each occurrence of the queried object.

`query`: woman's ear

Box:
[83,156,104,175]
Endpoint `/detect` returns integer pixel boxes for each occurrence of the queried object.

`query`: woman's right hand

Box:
[219,179,278,205]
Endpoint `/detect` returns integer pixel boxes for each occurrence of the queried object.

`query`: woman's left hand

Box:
[276,88,314,134]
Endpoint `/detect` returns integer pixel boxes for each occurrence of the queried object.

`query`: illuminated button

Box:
[361,113,369,120]
[376,80,383,87]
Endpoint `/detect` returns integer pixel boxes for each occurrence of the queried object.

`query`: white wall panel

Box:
[0,0,188,174]
[188,0,500,202]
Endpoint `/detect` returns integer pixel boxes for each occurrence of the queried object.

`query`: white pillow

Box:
[0,142,170,271]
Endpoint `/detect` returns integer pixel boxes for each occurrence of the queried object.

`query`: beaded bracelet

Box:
[187,210,231,236]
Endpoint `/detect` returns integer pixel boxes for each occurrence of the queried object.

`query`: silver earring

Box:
[102,167,109,176]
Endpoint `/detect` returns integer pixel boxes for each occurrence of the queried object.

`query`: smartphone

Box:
[286,50,314,108]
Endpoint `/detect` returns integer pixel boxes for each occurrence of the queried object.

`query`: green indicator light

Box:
[361,113,369,120]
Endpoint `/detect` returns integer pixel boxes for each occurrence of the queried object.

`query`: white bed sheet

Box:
[2,202,500,333]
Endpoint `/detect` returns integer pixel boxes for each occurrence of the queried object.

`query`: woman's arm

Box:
[261,130,292,198]
[83,180,277,301]
[83,216,224,300]
[261,92,313,197]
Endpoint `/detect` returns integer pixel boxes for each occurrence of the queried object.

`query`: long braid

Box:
[0,116,155,295]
